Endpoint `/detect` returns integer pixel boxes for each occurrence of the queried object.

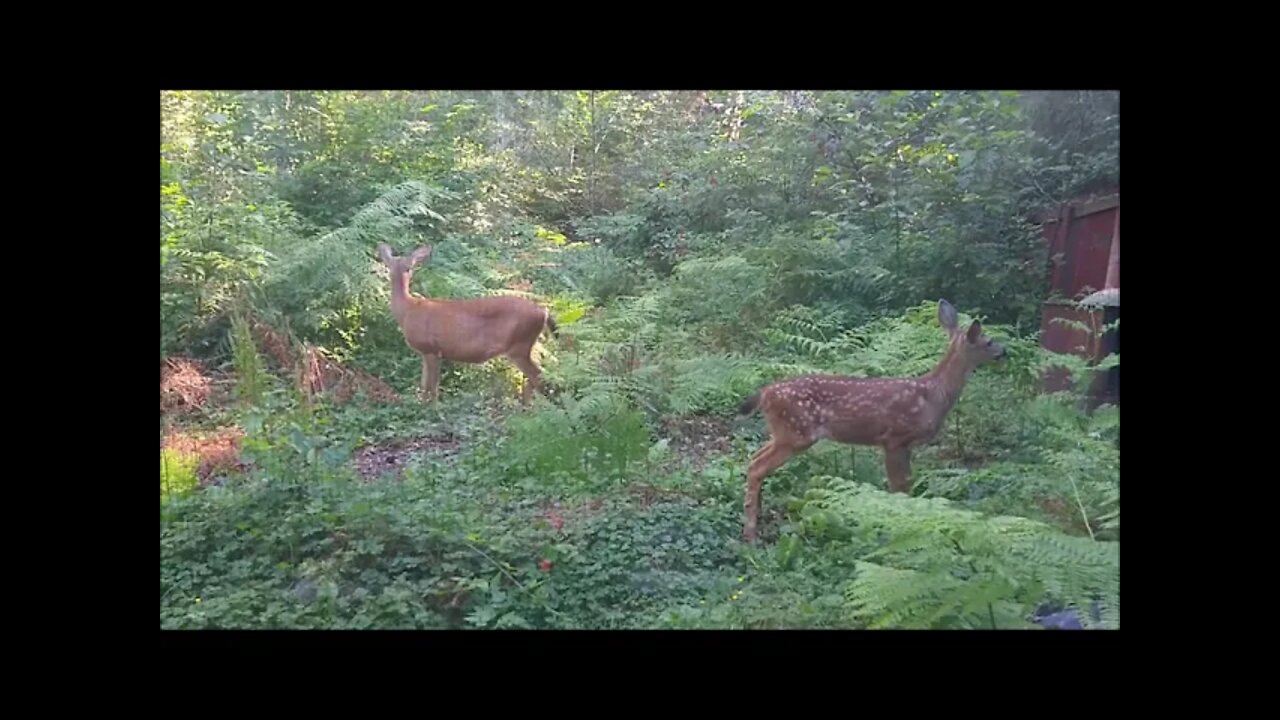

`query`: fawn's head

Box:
[377,243,434,278]
[938,299,1007,367]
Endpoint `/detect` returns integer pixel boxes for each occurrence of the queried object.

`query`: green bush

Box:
[551,242,645,305]
[160,448,199,501]
[668,255,772,345]
[501,394,651,493]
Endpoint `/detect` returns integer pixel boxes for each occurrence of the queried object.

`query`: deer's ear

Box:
[408,245,434,267]
[939,300,958,332]
[966,320,983,343]
[377,243,395,265]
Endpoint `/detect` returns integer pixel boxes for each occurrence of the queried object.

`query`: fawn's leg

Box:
[884,445,912,493]
[743,440,807,542]
[504,344,542,404]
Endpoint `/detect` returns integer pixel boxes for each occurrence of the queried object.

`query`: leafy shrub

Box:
[662,352,771,416]
[668,255,771,345]
[229,311,268,407]
[551,242,645,304]
[160,448,199,501]
[501,394,651,493]
[257,181,453,358]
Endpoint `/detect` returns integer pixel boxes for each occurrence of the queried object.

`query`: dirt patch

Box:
[658,414,734,470]
[351,434,462,482]
[162,425,247,487]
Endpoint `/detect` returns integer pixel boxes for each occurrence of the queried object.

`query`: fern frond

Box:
[665,353,766,415]
[760,361,828,379]
[845,561,965,628]
[808,480,1119,629]
[259,181,455,340]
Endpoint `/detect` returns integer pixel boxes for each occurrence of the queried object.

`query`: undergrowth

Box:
[161,299,1119,630]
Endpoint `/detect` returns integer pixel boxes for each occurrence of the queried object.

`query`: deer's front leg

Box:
[427,354,441,403]
[421,354,441,403]
[884,445,912,494]
[419,356,429,402]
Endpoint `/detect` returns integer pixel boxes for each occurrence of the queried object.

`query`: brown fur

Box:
[737,299,1007,541]
[377,243,556,404]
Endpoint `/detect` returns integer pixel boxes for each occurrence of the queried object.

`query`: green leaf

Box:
[495,612,532,629]
[242,412,265,436]
[466,606,497,627]
[558,306,586,325]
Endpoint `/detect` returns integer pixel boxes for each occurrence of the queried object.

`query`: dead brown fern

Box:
[161,426,247,486]
[248,316,398,405]
[160,357,212,417]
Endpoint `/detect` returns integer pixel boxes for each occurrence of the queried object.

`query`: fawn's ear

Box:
[408,245,434,267]
[966,320,983,343]
[377,243,395,265]
[939,299,959,333]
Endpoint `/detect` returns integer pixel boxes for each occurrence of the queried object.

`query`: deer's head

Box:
[377,243,434,278]
[938,299,1007,367]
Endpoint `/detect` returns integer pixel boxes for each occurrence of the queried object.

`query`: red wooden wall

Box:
[1038,192,1118,398]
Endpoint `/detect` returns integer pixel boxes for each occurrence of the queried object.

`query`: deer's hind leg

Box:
[504,342,542,404]
[743,433,813,542]
[883,445,913,494]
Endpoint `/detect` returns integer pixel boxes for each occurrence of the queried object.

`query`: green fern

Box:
[258,181,455,344]
[575,376,646,419]
[550,292,665,392]
[766,308,856,361]
[228,309,268,407]
[760,360,828,378]
[805,480,1118,629]
[503,389,651,490]
[766,302,967,378]
[665,353,767,415]
[667,255,771,338]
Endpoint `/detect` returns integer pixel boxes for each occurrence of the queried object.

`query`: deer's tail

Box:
[737,390,762,416]
[544,309,559,339]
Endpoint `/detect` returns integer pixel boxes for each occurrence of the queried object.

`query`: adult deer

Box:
[377,243,558,404]
[736,299,1006,541]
